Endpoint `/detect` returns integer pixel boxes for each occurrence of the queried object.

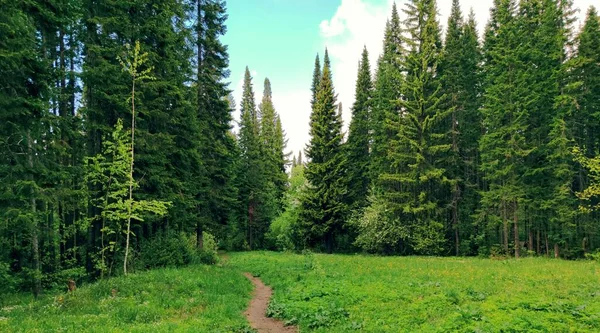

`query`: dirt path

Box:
[243,273,297,333]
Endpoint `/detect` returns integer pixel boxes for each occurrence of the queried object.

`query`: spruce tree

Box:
[346,47,373,210]
[260,78,288,212]
[310,54,321,111]
[371,3,404,186]
[439,2,483,255]
[238,67,267,249]
[384,0,448,254]
[480,0,529,258]
[193,0,238,248]
[300,50,348,253]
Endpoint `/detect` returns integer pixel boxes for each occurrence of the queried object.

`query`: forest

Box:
[1,0,600,301]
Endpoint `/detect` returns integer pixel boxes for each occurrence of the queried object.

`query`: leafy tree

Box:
[85,120,170,277]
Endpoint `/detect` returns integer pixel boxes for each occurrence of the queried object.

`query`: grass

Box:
[2,252,599,332]
[229,251,600,332]
[0,264,253,332]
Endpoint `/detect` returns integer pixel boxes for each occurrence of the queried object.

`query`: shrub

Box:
[0,261,17,294]
[138,232,197,269]
[197,232,219,265]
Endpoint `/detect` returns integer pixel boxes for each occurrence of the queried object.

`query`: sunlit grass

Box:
[230,252,600,332]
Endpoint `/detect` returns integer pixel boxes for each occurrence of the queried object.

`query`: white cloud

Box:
[320,0,595,141]
[230,0,597,161]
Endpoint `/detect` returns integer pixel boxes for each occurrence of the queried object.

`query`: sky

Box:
[222,0,597,158]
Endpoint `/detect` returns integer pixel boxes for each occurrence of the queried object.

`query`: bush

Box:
[198,232,219,265]
[585,250,600,262]
[137,231,220,269]
[0,261,17,294]
[137,232,197,269]
[351,195,408,253]
[267,210,297,251]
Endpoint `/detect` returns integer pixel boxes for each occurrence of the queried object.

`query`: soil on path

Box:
[243,273,297,333]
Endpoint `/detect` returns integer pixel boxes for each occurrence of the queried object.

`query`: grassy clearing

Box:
[0,264,253,333]
[229,252,600,332]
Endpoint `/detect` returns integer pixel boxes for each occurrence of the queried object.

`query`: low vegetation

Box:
[0,264,252,333]
[230,252,600,332]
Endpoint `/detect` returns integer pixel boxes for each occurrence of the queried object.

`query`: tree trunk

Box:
[536,229,541,255]
[513,200,519,258]
[196,221,203,250]
[502,201,509,254]
[452,184,460,256]
[124,67,136,276]
[28,131,41,298]
[554,243,559,259]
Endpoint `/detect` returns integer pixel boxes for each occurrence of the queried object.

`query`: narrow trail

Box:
[243,273,298,333]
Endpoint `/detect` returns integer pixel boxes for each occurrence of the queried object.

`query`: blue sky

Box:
[223,0,595,157]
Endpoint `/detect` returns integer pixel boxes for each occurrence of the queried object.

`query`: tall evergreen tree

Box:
[193,0,238,249]
[439,2,483,255]
[384,0,448,254]
[371,3,404,186]
[480,0,530,258]
[300,50,348,253]
[346,47,373,210]
[238,67,268,249]
[259,78,288,216]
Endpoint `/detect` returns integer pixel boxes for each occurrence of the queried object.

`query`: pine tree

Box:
[260,78,288,212]
[300,50,348,253]
[382,0,448,254]
[480,0,530,258]
[0,0,51,296]
[439,0,464,255]
[439,1,483,255]
[346,47,373,210]
[371,3,404,186]
[573,7,600,156]
[310,54,321,111]
[194,0,238,249]
[238,67,267,249]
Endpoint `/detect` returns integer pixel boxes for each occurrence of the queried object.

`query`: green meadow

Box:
[0,264,253,333]
[1,252,599,332]
[229,252,600,332]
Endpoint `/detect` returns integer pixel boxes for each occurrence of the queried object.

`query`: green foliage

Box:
[352,194,406,253]
[268,163,307,251]
[85,120,171,277]
[230,252,600,332]
[137,231,218,269]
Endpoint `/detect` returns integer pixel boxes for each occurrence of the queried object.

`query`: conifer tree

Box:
[439,1,483,255]
[371,2,404,187]
[480,0,529,258]
[346,47,373,210]
[238,67,267,249]
[259,78,288,215]
[310,55,321,110]
[300,50,348,253]
[573,7,600,156]
[194,0,238,248]
[384,0,448,254]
